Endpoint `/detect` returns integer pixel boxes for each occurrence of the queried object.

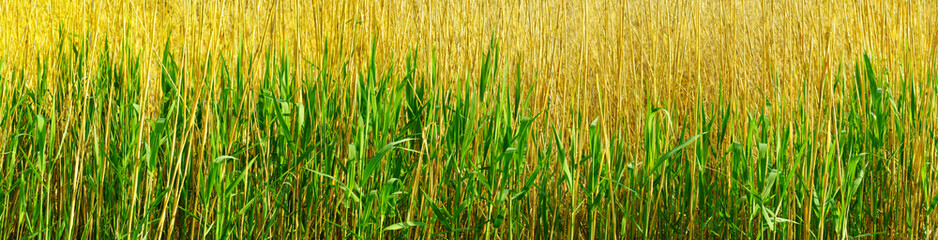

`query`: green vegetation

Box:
[1,36,937,239]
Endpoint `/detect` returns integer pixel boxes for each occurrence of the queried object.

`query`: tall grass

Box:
[2,1,936,127]
[0,31,937,239]
[1,1,937,239]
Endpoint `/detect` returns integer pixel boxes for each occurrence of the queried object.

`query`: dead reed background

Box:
[2,1,934,124]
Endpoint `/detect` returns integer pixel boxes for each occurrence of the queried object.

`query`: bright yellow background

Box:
[1,1,935,126]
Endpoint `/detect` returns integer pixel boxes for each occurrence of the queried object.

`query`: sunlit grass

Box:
[0,30,936,239]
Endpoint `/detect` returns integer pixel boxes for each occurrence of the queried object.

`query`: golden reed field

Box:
[4,1,935,122]
[1,0,938,239]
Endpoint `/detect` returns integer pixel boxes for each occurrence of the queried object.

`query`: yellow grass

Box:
[3,1,935,125]
[2,1,938,238]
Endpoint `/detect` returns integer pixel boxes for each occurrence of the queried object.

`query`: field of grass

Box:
[1,1,938,239]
